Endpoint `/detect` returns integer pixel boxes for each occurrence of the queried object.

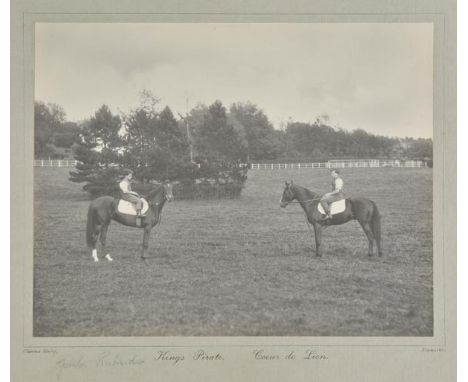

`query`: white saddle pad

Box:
[317,199,346,215]
[117,198,149,216]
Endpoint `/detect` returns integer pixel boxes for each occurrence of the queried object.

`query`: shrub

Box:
[131,181,244,200]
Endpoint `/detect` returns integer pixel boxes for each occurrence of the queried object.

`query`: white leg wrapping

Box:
[92,249,99,262]
[105,254,113,262]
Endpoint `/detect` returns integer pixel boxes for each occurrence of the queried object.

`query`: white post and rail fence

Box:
[34,159,79,167]
[249,159,427,169]
[34,159,428,169]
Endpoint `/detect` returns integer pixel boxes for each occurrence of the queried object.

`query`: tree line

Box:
[35,92,433,197]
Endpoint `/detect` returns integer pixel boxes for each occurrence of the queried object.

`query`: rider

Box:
[319,169,344,220]
[119,169,143,217]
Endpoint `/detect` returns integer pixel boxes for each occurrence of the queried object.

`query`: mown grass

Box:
[33,167,433,336]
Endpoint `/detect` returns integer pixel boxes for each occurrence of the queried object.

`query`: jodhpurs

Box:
[121,193,143,212]
[320,193,343,215]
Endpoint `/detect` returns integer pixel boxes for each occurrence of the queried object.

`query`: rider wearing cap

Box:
[319,169,344,220]
[119,169,143,217]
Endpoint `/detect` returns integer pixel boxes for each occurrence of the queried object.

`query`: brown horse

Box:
[86,182,174,262]
[280,181,382,257]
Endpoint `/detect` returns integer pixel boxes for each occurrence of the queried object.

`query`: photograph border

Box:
[11,1,456,381]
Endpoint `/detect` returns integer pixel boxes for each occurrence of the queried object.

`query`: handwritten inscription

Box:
[253,350,281,360]
[253,349,328,361]
[193,350,224,361]
[304,350,328,360]
[54,352,144,379]
[26,346,329,380]
[152,349,225,365]
[95,351,144,368]
[153,350,185,365]
[56,355,86,379]
[56,355,86,370]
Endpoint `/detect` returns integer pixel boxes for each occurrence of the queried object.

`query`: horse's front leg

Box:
[312,223,323,257]
[100,223,113,262]
[140,226,152,260]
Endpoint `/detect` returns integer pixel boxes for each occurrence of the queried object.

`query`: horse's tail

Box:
[371,201,382,255]
[86,203,98,249]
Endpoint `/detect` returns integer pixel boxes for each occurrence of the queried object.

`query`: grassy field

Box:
[33,166,433,336]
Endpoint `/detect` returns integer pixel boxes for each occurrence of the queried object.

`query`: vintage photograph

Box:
[33,22,433,337]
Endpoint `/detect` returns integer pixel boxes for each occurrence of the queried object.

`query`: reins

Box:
[286,198,321,204]
[282,197,322,205]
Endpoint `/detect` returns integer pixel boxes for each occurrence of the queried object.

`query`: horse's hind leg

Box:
[358,221,374,256]
[91,227,100,262]
[312,223,323,257]
[100,223,113,262]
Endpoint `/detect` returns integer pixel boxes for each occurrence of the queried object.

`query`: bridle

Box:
[146,189,173,225]
[147,188,173,207]
[281,187,321,206]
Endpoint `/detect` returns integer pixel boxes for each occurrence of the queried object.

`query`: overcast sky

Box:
[35,23,433,138]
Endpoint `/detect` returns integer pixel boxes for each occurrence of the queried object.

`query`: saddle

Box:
[117,198,149,216]
[317,199,346,215]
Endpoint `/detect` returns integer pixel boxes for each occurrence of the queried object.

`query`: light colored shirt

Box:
[119,178,132,193]
[333,178,343,192]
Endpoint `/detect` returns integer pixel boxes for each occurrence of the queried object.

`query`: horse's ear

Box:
[285,180,289,186]
[290,180,294,186]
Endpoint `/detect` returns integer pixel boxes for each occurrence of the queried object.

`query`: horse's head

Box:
[145,181,174,206]
[162,181,174,203]
[280,180,295,208]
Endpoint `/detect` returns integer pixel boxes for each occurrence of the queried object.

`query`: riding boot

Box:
[136,209,142,227]
[322,206,332,221]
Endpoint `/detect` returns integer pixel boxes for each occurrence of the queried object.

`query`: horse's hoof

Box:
[93,257,99,263]
[105,254,113,262]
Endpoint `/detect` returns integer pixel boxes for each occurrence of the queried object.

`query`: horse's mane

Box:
[292,184,318,199]
[144,184,164,200]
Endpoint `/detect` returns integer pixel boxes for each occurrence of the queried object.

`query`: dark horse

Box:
[280,181,382,257]
[86,182,174,262]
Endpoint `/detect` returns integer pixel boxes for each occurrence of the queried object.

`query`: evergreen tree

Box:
[193,101,247,185]
[123,92,191,182]
[229,102,282,161]
[69,105,123,197]
[195,101,246,163]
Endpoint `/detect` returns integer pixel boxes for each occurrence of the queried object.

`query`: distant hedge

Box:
[133,182,244,201]
[173,182,243,200]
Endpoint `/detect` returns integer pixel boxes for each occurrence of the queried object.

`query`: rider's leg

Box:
[123,193,142,215]
[323,194,343,218]
[135,199,143,216]
[320,199,332,218]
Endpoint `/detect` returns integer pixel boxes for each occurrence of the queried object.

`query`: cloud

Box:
[35,23,433,138]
